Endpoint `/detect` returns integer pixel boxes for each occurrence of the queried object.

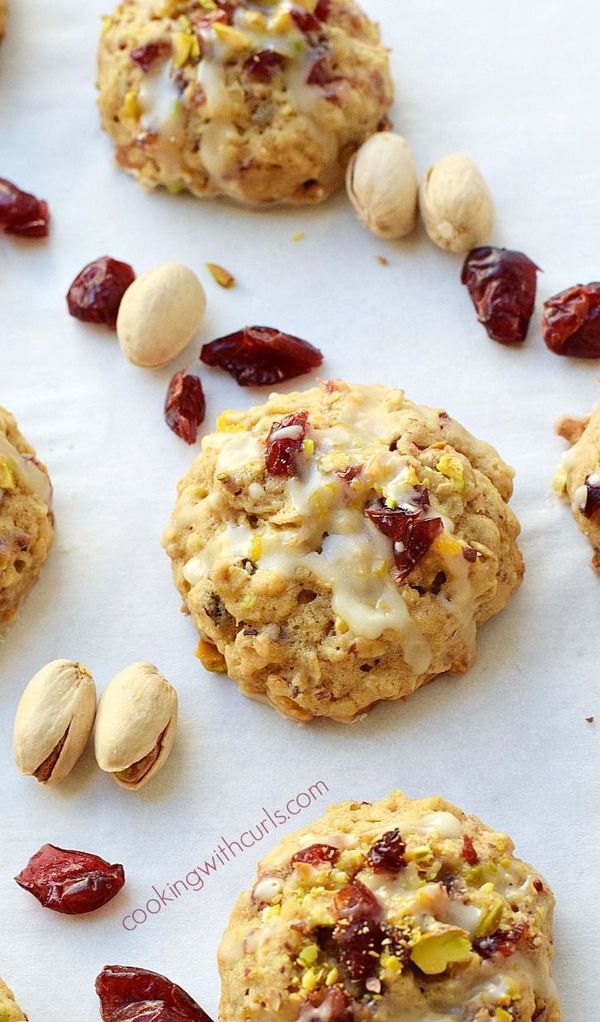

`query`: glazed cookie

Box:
[163,381,523,722]
[0,407,53,626]
[0,979,28,1022]
[0,0,7,41]
[553,406,600,572]
[218,791,561,1022]
[97,0,393,205]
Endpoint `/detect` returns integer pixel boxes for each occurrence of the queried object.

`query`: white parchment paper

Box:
[1,0,598,1017]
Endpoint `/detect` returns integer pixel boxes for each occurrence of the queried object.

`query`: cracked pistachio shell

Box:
[419,154,494,253]
[13,659,96,785]
[116,263,206,369]
[0,980,27,1022]
[94,662,178,790]
[346,132,418,240]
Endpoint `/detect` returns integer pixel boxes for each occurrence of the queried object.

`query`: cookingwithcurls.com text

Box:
[121,779,329,930]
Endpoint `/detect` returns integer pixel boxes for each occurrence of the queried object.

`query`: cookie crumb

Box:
[585,715,595,724]
[291,232,305,243]
[376,255,389,266]
[555,415,589,444]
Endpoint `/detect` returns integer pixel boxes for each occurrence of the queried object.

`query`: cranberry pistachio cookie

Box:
[162,381,523,722]
[97,0,393,205]
[218,791,561,1022]
[0,407,53,626]
[553,406,600,572]
[0,1,7,42]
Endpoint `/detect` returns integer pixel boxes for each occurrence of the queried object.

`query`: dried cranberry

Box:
[200,326,323,386]
[366,500,443,582]
[243,50,286,82]
[96,966,213,1022]
[461,247,539,345]
[0,177,49,237]
[164,371,206,444]
[265,411,309,477]
[292,843,340,867]
[66,256,135,329]
[542,283,600,357]
[333,881,383,981]
[366,830,406,874]
[463,547,477,563]
[290,7,322,34]
[473,925,525,961]
[15,844,125,915]
[533,878,544,894]
[130,41,170,71]
[315,0,331,19]
[338,464,362,484]
[461,835,479,866]
[307,55,339,87]
[299,987,354,1022]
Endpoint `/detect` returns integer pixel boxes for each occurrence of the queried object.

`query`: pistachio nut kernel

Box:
[0,979,28,1021]
[346,132,418,240]
[419,154,494,254]
[13,659,97,785]
[94,662,178,790]
[409,928,472,975]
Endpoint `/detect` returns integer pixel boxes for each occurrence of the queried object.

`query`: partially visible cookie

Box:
[0,979,28,1022]
[163,380,524,722]
[0,407,54,625]
[218,790,561,1022]
[97,0,393,205]
[554,405,600,573]
[0,0,7,41]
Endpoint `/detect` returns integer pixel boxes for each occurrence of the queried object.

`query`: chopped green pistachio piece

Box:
[410,929,472,975]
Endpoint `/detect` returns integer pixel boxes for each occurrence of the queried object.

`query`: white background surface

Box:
[1,0,598,1017]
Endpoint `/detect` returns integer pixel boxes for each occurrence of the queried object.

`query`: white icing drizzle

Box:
[139,59,181,130]
[0,436,52,505]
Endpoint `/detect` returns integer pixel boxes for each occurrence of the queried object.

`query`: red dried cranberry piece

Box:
[292,843,340,867]
[164,371,206,444]
[290,7,322,33]
[461,247,539,345]
[366,830,406,874]
[533,878,544,894]
[130,41,171,71]
[96,966,213,1022]
[307,55,339,87]
[473,925,525,961]
[461,835,479,866]
[0,177,49,237]
[578,474,600,518]
[299,987,354,1022]
[15,844,125,915]
[366,500,443,582]
[243,50,286,81]
[265,411,309,477]
[333,881,383,980]
[338,464,362,484]
[200,326,323,386]
[66,256,135,329]
[463,547,477,563]
[315,0,331,19]
[542,283,600,357]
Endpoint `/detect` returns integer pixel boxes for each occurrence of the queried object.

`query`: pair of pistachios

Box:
[12,659,178,791]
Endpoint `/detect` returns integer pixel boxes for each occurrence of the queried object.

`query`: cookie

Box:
[218,790,561,1022]
[97,0,393,205]
[553,405,600,572]
[162,381,523,722]
[0,407,53,626]
[0,0,7,41]
[0,979,28,1022]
